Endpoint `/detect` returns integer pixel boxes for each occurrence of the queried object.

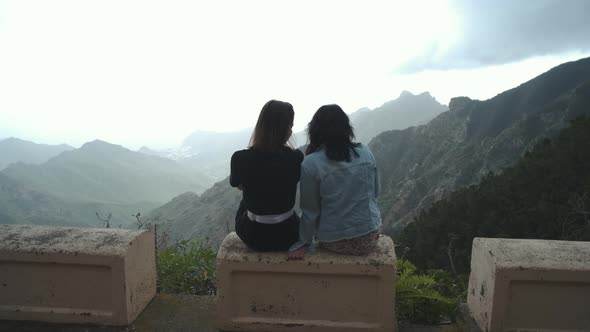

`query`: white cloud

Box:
[0,0,587,149]
[398,0,590,72]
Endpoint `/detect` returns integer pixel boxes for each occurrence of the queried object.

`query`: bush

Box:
[157,240,217,295]
[396,258,462,324]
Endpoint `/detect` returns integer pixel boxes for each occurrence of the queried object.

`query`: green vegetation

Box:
[399,117,590,273]
[396,258,465,324]
[157,240,217,295]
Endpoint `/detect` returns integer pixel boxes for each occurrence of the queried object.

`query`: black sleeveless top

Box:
[230,146,304,215]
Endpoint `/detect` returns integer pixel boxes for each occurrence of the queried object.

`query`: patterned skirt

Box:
[319,230,380,255]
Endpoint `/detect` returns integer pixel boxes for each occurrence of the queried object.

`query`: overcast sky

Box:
[1,0,589,149]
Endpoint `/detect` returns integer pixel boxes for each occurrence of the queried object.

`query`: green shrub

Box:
[157,240,217,295]
[396,258,461,324]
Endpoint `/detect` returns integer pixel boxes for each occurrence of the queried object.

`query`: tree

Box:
[95,212,112,228]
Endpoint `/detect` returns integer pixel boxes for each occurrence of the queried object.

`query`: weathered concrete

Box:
[0,294,218,332]
[456,304,482,332]
[216,232,397,332]
[467,237,590,332]
[0,224,156,326]
[0,294,462,332]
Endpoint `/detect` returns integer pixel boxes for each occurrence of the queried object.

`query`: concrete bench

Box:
[467,237,590,332]
[216,232,396,332]
[0,224,156,326]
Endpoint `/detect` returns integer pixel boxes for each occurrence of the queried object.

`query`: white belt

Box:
[247,209,294,224]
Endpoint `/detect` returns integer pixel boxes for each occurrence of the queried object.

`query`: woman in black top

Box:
[230,100,304,251]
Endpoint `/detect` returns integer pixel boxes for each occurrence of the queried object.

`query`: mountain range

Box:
[349,91,447,144]
[0,172,155,228]
[370,57,590,234]
[2,140,213,204]
[139,92,447,181]
[0,139,215,227]
[399,115,590,272]
[1,90,441,230]
[0,137,73,170]
[3,57,589,245]
[148,57,590,246]
[145,92,450,245]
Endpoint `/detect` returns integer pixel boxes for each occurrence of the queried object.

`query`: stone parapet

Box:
[216,232,396,332]
[467,237,590,332]
[0,224,156,326]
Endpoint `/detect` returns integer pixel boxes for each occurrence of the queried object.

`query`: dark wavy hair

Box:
[306,104,360,161]
[250,100,294,153]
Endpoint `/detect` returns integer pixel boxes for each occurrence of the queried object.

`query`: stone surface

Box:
[0,224,156,326]
[0,294,217,332]
[467,237,590,332]
[455,304,482,332]
[216,232,397,332]
[0,294,464,332]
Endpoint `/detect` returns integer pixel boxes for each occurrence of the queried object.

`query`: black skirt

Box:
[234,200,300,252]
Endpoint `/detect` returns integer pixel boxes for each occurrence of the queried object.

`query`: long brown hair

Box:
[250,100,294,152]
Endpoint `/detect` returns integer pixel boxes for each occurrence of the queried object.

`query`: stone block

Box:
[467,237,590,332]
[216,232,396,332]
[0,224,156,326]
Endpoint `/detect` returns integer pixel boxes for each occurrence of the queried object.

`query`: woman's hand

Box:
[287,247,305,261]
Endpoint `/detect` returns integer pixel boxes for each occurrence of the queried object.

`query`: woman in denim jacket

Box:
[289,104,382,258]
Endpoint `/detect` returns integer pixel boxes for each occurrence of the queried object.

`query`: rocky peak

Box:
[80,139,127,152]
[448,96,475,111]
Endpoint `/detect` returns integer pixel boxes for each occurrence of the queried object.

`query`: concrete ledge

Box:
[216,232,396,332]
[0,224,156,326]
[467,237,590,332]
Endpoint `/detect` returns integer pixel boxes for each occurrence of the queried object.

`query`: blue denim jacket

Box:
[290,144,382,251]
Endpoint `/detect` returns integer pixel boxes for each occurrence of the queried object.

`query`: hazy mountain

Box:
[279,93,446,148]
[0,137,74,170]
[182,129,252,155]
[138,129,252,180]
[137,146,164,157]
[179,128,314,180]
[148,178,241,247]
[349,91,447,144]
[370,57,590,235]
[1,139,214,205]
[137,145,199,160]
[0,172,153,228]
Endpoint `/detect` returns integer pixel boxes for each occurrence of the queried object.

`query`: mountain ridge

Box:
[370,56,590,234]
[1,138,214,205]
[0,137,74,170]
